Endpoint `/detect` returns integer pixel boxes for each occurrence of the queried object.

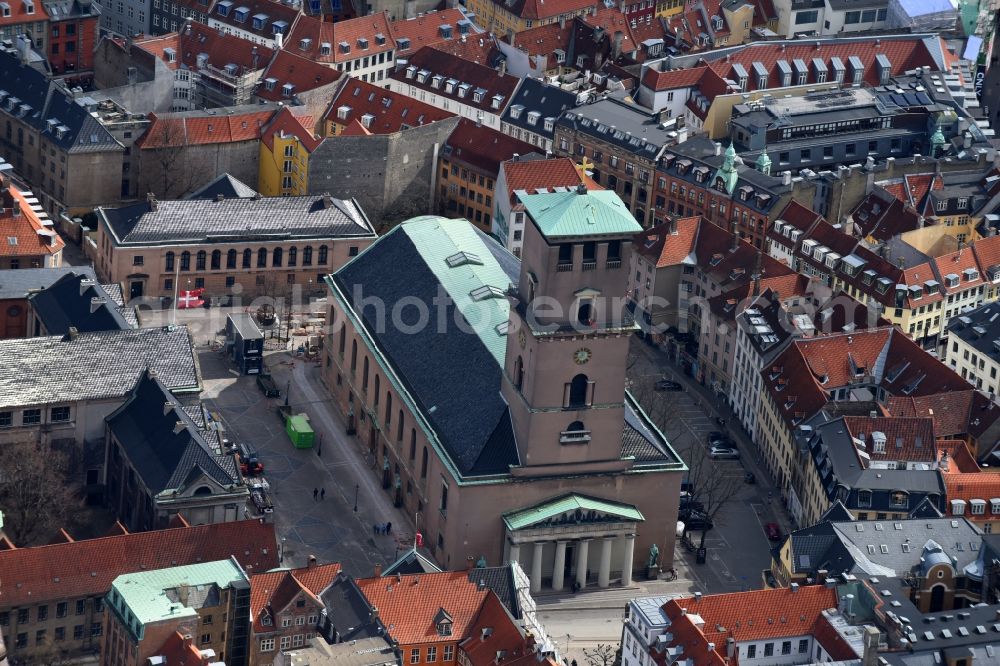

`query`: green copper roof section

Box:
[109,559,245,629]
[503,493,645,531]
[755,151,771,173]
[714,143,740,194]
[520,190,642,238]
[401,216,512,365]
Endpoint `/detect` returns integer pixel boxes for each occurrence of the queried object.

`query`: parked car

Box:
[679,497,705,514]
[709,445,740,460]
[765,522,783,541]
[256,373,280,398]
[654,379,683,391]
[682,511,714,531]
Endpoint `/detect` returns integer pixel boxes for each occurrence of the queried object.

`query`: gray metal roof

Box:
[0,265,95,300]
[0,325,199,409]
[558,97,674,159]
[186,173,259,201]
[100,194,375,246]
[500,78,576,141]
[946,302,1000,358]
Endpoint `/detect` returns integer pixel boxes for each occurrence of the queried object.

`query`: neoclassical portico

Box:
[503,494,641,593]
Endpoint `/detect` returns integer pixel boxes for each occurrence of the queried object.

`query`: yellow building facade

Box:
[258,131,312,197]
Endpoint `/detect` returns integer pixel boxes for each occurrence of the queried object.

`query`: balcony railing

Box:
[606,259,622,269]
[556,262,574,272]
[582,260,597,271]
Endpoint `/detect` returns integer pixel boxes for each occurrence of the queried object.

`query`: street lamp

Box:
[284,379,291,407]
[353,484,359,512]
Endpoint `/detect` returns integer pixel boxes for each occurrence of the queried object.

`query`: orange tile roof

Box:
[510,20,572,59]
[944,470,1000,519]
[286,12,395,65]
[250,563,342,632]
[257,49,344,102]
[390,8,471,56]
[445,118,538,174]
[356,572,488,645]
[663,586,840,657]
[501,157,599,204]
[0,185,64,258]
[633,217,699,268]
[430,35,501,65]
[136,109,276,148]
[640,65,712,92]
[0,0,48,27]
[459,592,532,666]
[261,105,323,153]
[972,234,1000,275]
[498,0,596,22]
[133,21,272,74]
[0,520,277,607]
[340,118,372,136]
[939,439,980,473]
[578,6,638,52]
[324,76,455,135]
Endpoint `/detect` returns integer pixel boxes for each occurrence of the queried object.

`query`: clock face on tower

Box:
[518,329,527,349]
[573,348,592,365]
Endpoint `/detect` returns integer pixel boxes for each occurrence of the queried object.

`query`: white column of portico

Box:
[530,542,544,594]
[597,537,614,588]
[552,540,567,592]
[576,539,590,589]
[621,534,635,587]
[509,542,521,564]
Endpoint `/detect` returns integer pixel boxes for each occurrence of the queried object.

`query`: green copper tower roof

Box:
[714,143,740,194]
[930,125,946,155]
[520,189,642,238]
[503,493,645,531]
[755,151,772,174]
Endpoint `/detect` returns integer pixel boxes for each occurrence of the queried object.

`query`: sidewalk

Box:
[632,337,795,537]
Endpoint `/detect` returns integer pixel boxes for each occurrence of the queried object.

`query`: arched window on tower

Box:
[513,356,524,390]
[421,446,428,478]
[566,374,592,408]
[577,299,594,326]
[560,420,591,444]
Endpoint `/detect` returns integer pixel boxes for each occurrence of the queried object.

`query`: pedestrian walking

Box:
[320,488,326,500]
[313,488,318,500]
[386,522,392,534]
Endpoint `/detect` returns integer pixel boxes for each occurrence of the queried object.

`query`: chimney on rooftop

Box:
[90,297,105,314]
[215,193,225,202]
[63,326,79,341]
[576,183,588,195]
[308,555,318,568]
[11,199,20,217]
[374,563,383,577]
[790,582,799,592]
[861,626,880,666]
[321,193,333,209]
[173,421,186,435]
[147,192,158,211]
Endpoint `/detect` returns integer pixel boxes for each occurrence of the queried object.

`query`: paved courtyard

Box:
[197,346,413,574]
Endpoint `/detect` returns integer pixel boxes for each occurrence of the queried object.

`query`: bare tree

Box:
[0,438,82,546]
[18,635,74,665]
[582,644,619,666]
[631,385,743,548]
[142,121,213,199]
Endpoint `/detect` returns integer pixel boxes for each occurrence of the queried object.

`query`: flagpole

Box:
[171,261,180,327]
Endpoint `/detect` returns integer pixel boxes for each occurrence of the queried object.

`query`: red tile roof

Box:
[136,109,275,148]
[662,586,841,660]
[939,439,980,473]
[257,49,344,102]
[510,20,572,60]
[703,37,945,93]
[324,76,455,135]
[500,157,600,204]
[356,572,488,646]
[0,0,49,27]
[943,469,1000,519]
[0,185,64,258]
[445,118,538,174]
[0,520,277,607]
[133,21,272,73]
[390,8,471,56]
[260,105,323,152]
[886,391,979,438]
[429,35,501,65]
[392,46,520,116]
[151,632,212,666]
[578,6,638,53]
[286,12,395,65]
[641,65,712,92]
[250,563,342,632]
[842,416,937,462]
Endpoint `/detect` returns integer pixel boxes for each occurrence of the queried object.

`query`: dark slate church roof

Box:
[329,216,677,479]
[106,370,238,495]
[186,173,259,201]
[28,271,132,335]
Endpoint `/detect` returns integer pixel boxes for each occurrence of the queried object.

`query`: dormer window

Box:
[299,38,312,51]
[491,94,504,109]
[337,106,351,120]
[282,83,294,97]
[233,6,249,22]
[163,47,176,63]
[361,113,375,128]
[473,89,484,103]
[358,37,369,49]
[405,65,416,79]
[458,83,470,98]
[216,0,232,16]
[434,608,453,636]
[252,13,267,29]
[339,41,351,54]
[527,111,540,126]
[544,117,554,132]
[510,105,523,119]
[320,42,331,55]
[23,0,33,14]
[431,75,443,89]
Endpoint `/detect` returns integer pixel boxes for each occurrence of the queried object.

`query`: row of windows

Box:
[158,245,348,271]
[0,405,70,427]
[259,633,314,652]
[10,623,101,648]
[0,598,99,627]
[409,644,455,663]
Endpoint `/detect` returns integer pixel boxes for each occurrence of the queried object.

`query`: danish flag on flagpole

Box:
[177,288,205,309]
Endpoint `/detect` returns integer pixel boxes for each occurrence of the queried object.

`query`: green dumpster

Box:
[286,413,315,448]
